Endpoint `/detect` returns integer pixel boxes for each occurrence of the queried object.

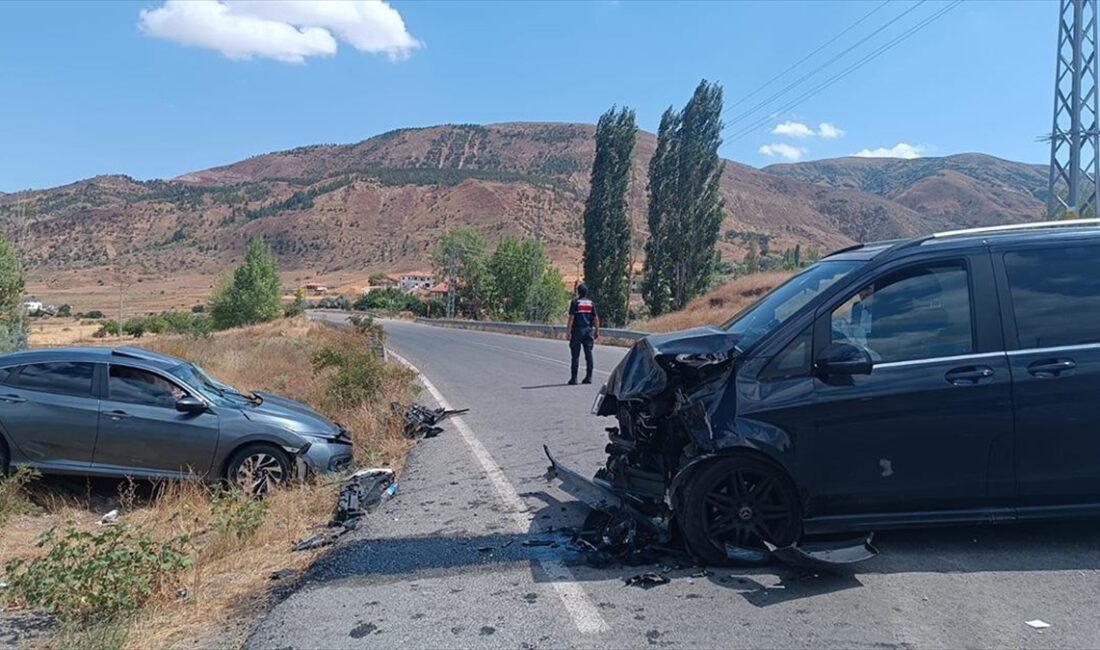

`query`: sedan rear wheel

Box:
[679,455,801,566]
[226,444,291,497]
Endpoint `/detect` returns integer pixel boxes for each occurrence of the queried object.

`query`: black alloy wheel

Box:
[679,455,801,565]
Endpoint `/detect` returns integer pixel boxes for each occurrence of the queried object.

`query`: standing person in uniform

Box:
[566,283,599,385]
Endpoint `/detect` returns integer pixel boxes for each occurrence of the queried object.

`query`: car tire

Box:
[678,455,802,566]
[225,444,292,497]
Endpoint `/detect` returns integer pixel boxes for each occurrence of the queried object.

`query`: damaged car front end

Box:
[548,257,878,567]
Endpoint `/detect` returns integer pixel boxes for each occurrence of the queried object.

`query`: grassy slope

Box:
[0,318,417,649]
[639,272,793,333]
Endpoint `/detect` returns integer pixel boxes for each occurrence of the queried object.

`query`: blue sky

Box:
[0,0,1055,192]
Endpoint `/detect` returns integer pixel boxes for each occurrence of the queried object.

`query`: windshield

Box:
[722,260,862,350]
[168,362,252,407]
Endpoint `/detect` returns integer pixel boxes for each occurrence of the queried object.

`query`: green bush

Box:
[210,487,268,541]
[85,310,105,320]
[4,524,192,621]
[93,320,121,338]
[92,312,211,339]
[0,466,41,525]
[311,343,384,410]
[209,238,282,329]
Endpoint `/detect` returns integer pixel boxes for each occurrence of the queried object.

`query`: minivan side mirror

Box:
[815,342,874,377]
[176,396,208,414]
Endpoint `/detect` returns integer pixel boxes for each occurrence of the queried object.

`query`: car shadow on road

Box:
[521,383,576,390]
[291,491,1100,610]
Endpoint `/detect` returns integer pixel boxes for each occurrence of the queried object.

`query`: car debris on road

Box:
[546,444,876,570]
[623,573,670,589]
[396,403,469,439]
[332,468,396,525]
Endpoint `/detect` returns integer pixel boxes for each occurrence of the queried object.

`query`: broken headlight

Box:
[668,351,731,369]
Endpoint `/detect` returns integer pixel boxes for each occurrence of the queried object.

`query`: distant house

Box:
[399,271,434,292]
[305,283,329,296]
[427,281,449,297]
[22,300,42,314]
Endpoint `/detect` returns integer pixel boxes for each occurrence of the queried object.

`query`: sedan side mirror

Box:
[815,342,873,377]
[176,396,208,414]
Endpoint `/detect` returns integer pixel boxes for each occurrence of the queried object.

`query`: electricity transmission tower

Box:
[1048,0,1100,219]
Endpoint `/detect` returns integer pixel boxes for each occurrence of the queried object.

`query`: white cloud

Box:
[851,143,926,159]
[139,0,422,64]
[772,121,815,138]
[758,143,807,161]
[818,122,845,139]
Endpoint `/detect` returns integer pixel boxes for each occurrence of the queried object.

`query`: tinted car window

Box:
[15,362,95,397]
[1004,245,1100,348]
[831,262,973,363]
[109,365,187,408]
[760,326,812,381]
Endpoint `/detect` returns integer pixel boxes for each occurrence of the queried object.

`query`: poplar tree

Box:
[582,106,637,326]
[643,80,726,314]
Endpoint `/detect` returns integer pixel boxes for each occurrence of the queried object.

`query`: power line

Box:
[725,0,893,114]
[727,0,965,143]
[725,0,929,128]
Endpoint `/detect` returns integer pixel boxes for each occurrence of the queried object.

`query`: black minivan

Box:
[579,220,1100,564]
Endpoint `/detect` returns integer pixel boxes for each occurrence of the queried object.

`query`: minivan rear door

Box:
[996,242,1100,511]
[0,361,100,469]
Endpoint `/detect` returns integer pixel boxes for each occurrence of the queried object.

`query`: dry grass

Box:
[0,318,417,649]
[27,318,104,347]
[639,272,793,333]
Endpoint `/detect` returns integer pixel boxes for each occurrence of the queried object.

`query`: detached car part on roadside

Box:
[550,220,1100,567]
[0,346,353,494]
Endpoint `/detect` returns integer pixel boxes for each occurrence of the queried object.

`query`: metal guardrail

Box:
[413,318,649,341]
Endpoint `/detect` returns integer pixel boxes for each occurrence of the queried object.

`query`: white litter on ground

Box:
[1026,620,1051,630]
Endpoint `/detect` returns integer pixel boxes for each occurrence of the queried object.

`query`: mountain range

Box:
[0,122,1051,309]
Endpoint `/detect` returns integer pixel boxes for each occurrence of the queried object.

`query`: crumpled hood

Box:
[241,391,340,435]
[605,326,743,402]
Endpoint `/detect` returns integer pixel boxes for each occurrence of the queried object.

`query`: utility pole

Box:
[1048,0,1100,219]
[117,278,125,337]
[446,248,457,319]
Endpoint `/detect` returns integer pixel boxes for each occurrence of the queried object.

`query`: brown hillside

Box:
[764,153,1050,225]
[0,124,1047,312]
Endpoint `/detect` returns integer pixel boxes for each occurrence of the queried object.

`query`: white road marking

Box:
[388,350,610,635]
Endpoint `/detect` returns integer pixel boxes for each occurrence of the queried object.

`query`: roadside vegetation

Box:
[0,317,417,649]
[425,226,570,323]
[641,271,792,333]
[1,232,418,648]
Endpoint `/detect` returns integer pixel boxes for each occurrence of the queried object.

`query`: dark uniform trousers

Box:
[570,329,595,381]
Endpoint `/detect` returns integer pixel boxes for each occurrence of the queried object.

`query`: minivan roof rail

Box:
[930,218,1100,239]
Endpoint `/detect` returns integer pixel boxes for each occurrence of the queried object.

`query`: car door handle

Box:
[945,366,994,385]
[1027,358,1076,378]
[0,393,25,404]
[106,410,132,421]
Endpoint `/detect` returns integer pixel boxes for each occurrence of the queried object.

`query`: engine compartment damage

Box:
[548,326,878,570]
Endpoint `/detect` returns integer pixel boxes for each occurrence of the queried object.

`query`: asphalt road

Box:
[249,316,1100,649]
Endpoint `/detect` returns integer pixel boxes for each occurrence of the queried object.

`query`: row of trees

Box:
[580,80,728,323]
[432,226,570,323]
